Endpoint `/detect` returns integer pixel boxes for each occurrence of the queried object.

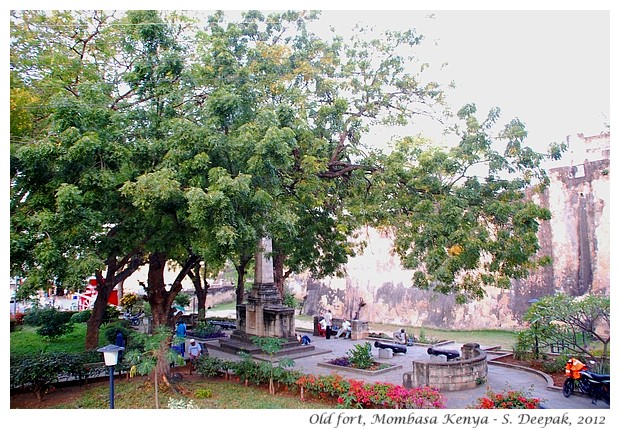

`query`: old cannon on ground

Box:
[374,341,407,354]
[427,347,459,360]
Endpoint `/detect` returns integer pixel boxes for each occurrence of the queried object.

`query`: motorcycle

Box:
[563,357,610,405]
[124,311,143,326]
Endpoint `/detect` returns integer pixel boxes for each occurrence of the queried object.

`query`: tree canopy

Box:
[11,9,561,334]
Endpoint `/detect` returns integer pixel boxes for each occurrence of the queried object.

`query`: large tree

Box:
[10,10,152,349]
[11,10,562,371]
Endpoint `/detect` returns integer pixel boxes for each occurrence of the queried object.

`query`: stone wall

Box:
[300,133,610,330]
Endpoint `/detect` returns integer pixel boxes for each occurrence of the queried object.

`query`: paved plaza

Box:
[201,314,609,410]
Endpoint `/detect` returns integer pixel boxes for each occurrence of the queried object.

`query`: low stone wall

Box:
[403,343,487,391]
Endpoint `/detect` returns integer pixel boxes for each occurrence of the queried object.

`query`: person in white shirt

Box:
[318,317,327,336]
[335,319,351,339]
[324,309,333,339]
[187,338,202,362]
[393,328,408,345]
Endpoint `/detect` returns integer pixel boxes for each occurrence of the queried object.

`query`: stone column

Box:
[241,237,295,338]
[255,237,275,285]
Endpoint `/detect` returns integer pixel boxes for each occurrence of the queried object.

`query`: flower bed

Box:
[469,387,542,409]
[296,374,446,409]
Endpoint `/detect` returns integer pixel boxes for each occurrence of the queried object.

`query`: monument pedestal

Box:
[219,237,298,352]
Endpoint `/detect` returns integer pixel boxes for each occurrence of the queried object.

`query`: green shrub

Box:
[119,293,140,312]
[283,291,297,308]
[513,332,533,361]
[541,353,570,374]
[193,321,222,338]
[23,307,75,339]
[195,355,226,377]
[195,388,213,399]
[231,352,262,385]
[70,310,92,323]
[102,305,121,323]
[174,293,191,308]
[346,342,374,369]
[10,351,99,401]
[102,320,133,344]
[24,307,71,326]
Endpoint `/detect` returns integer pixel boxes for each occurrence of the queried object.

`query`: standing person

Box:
[324,309,333,339]
[318,317,327,336]
[115,330,125,363]
[335,319,351,339]
[176,320,187,356]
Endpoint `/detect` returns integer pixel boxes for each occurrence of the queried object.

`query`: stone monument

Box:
[213,236,300,358]
[234,237,296,339]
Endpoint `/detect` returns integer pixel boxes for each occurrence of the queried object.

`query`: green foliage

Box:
[231,352,262,385]
[11,324,91,356]
[282,290,297,308]
[125,327,184,378]
[251,336,295,394]
[192,321,224,339]
[174,292,191,308]
[195,355,227,378]
[367,106,555,301]
[23,307,71,326]
[102,320,133,344]
[70,309,92,323]
[540,353,571,374]
[194,388,213,399]
[10,9,560,343]
[23,307,75,340]
[522,293,610,359]
[102,305,121,324]
[10,351,100,400]
[346,342,374,370]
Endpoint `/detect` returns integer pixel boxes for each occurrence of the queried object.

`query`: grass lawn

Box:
[36,376,334,409]
[10,324,92,356]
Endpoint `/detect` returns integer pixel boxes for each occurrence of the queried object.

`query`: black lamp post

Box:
[528,298,540,358]
[97,344,124,409]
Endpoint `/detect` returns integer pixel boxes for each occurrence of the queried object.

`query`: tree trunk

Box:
[85,251,144,350]
[85,275,114,350]
[188,264,209,320]
[145,251,200,384]
[273,252,286,298]
[235,254,251,306]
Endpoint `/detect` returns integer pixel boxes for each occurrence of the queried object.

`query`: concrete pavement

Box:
[202,325,609,410]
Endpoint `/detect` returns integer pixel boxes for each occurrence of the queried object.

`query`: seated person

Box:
[393,328,408,345]
[317,317,327,336]
[334,319,352,339]
[296,333,312,345]
[188,339,202,361]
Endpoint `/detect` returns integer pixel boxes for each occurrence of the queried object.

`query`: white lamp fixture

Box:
[97,344,125,366]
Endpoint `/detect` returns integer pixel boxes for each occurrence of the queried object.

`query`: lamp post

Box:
[97,344,124,409]
[528,298,540,359]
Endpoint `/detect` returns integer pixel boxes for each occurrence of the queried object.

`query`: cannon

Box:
[374,341,407,354]
[427,347,459,360]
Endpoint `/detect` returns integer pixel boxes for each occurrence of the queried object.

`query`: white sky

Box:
[7,3,612,153]
[312,10,610,155]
